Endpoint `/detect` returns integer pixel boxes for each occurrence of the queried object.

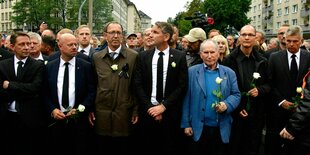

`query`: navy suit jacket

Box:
[45,57,96,115]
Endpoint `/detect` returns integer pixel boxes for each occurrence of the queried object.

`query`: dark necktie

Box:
[62,62,69,109]
[156,52,164,103]
[17,61,24,80]
[290,54,298,82]
[80,49,86,54]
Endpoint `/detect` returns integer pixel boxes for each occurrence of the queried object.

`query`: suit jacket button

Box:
[202,108,205,111]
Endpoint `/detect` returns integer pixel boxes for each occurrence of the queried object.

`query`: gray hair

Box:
[269,37,279,47]
[27,32,42,44]
[200,39,219,53]
[286,25,303,38]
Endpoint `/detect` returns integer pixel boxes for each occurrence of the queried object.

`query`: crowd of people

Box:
[1,20,310,155]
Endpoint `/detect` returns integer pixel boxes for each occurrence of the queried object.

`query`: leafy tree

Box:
[12,0,113,33]
[173,0,251,36]
[201,0,251,35]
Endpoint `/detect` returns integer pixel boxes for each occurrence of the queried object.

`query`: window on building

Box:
[5,0,7,8]
[285,7,289,14]
[9,12,11,20]
[284,20,289,24]
[292,19,298,25]
[9,0,12,8]
[5,23,8,31]
[1,23,4,32]
[277,9,282,16]
[277,22,281,29]
[293,4,298,13]
[277,0,282,4]
[1,2,3,9]
[1,13,4,21]
[5,12,8,20]
[259,4,261,10]
[258,15,261,20]
[253,6,256,12]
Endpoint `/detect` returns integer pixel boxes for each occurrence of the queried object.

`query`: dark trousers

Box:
[191,126,228,155]
[3,111,47,155]
[95,135,133,155]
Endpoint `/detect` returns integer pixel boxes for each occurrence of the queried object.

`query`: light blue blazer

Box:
[181,63,240,143]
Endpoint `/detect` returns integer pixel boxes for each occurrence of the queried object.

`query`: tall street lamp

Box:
[78,0,87,26]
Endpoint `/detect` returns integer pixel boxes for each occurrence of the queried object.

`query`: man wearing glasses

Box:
[222,25,270,155]
[90,21,139,154]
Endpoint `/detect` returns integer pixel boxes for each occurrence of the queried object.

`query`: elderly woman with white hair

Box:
[211,34,230,63]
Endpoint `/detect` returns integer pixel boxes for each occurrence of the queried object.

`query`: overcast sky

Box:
[130,0,190,24]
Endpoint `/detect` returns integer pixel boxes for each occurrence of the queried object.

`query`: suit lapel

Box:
[166,49,175,86]
[75,59,81,103]
[7,58,16,80]
[297,50,307,82]
[147,49,155,86]
[51,59,60,103]
[196,64,207,97]
[281,51,291,80]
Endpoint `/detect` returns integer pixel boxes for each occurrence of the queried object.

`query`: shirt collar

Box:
[204,63,219,70]
[78,44,91,52]
[287,49,301,60]
[14,56,28,64]
[155,46,170,56]
[108,45,121,55]
[60,57,76,67]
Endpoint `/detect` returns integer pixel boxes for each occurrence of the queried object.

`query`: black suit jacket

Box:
[135,48,188,119]
[268,49,310,131]
[0,57,46,127]
[45,57,96,115]
[0,48,13,61]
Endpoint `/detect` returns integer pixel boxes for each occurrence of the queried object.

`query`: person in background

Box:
[126,33,138,49]
[75,25,96,58]
[184,27,206,67]
[211,35,230,64]
[181,36,189,51]
[267,37,280,51]
[181,39,240,155]
[227,35,236,51]
[135,21,188,155]
[264,24,289,59]
[28,32,48,62]
[134,28,154,53]
[89,21,139,154]
[38,21,48,36]
[208,29,221,39]
[135,31,144,48]
[255,30,267,52]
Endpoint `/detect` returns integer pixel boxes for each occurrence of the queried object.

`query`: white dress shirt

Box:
[151,47,169,105]
[57,57,76,111]
[8,56,27,112]
[78,44,91,56]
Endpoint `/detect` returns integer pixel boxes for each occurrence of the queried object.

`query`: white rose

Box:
[296,87,302,93]
[77,104,85,112]
[215,77,223,84]
[111,64,118,71]
[253,72,261,79]
[171,62,176,68]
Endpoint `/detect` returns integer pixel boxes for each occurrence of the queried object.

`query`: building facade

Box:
[127,1,141,35]
[139,10,152,32]
[248,0,310,38]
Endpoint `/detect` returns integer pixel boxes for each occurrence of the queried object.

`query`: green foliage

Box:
[11,0,113,33]
[172,0,251,36]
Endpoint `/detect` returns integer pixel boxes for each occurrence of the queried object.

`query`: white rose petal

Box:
[253,72,261,79]
[171,62,176,68]
[111,64,118,71]
[215,77,223,84]
[296,87,302,93]
[77,104,85,112]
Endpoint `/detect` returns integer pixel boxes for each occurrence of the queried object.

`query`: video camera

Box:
[184,11,214,29]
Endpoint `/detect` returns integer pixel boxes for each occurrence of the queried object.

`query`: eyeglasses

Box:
[240,33,256,37]
[278,32,285,35]
[107,31,122,36]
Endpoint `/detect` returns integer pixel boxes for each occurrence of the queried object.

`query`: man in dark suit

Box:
[75,25,96,58]
[45,33,96,155]
[266,25,310,155]
[0,32,47,155]
[135,21,188,155]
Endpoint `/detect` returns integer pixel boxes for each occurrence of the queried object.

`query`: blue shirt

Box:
[204,68,220,127]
